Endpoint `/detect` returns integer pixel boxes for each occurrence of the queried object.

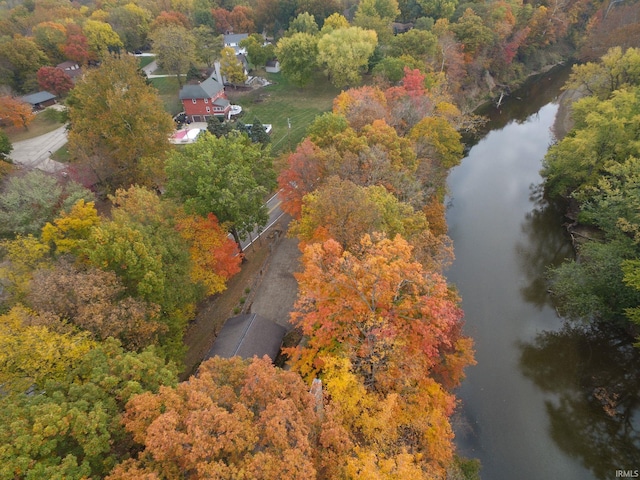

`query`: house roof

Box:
[179,76,224,100]
[213,97,229,107]
[266,59,279,67]
[20,91,56,105]
[224,33,248,45]
[205,314,286,361]
[56,61,83,78]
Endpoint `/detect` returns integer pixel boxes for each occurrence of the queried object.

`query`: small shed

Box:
[205,314,286,361]
[265,59,281,73]
[20,91,56,110]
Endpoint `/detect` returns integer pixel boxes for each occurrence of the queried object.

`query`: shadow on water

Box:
[519,322,640,477]
[463,64,573,150]
[515,183,574,309]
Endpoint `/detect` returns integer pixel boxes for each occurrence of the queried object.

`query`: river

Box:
[446,69,640,479]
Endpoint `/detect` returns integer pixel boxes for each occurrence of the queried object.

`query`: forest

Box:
[0,0,638,477]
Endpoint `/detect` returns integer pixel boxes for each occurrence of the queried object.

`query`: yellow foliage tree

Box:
[41,199,101,255]
[0,305,95,393]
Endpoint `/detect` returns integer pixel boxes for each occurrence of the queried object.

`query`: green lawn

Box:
[228,71,341,155]
[150,70,341,154]
[150,76,183,116]
[138,56,155,69]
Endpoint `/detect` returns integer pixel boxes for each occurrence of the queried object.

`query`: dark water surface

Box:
[446,71,640,479]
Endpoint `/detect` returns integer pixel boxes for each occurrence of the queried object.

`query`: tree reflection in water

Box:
[519,322,640,478]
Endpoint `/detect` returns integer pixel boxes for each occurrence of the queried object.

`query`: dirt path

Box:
[181,215,300,379]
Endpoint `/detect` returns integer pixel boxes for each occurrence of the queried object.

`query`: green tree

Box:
[194,26,222,68]
[0,170,93,237]
[286,12,319,36]
[416,0,457,20]
[239,34,275,67]
[219,46,246,86]
[165,132,276,252]
[66,54,174,192]
[354,0,400,43]
[109,3,152,52]
[276,32,319,87]
[84,186,198,362]
[317,27,378,88]
[83,20,124,59]
[0,130,12,161]
[450,8,495,59]
[0,339,177,479]
[149,24,196,87]
[542,87,640,199]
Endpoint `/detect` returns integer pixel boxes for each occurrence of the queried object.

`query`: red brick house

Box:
[179,76,230,122]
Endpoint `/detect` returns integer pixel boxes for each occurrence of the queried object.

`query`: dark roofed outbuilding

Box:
[205,314,286,361]
[19,91,56,110]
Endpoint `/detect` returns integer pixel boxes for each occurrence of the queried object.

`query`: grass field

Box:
[137,56,155,69]
[150,76,184,116]
[227,71,341,154]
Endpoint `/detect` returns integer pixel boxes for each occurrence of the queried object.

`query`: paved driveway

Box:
[8,126,67,173]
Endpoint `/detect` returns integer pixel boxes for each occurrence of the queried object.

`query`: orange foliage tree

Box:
[109,356,349,480]
[175,212,241,295]
[287,234,474,392]
[0,96,35,129]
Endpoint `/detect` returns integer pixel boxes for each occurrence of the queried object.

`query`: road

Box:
[239,191,285,251]
[8,125,67,173]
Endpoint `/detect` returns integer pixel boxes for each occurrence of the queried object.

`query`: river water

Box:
[446,70,640,479]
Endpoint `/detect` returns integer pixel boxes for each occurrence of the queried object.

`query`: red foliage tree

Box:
[277,138,328,218]
[36,66,74,96]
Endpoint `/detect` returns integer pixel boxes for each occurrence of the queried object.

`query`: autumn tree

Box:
[62,24,90,65]
[0,339,177,479]
[276,32,319,87]
[36,65,74,96]
[175,211,241,295]
[66,54,174,191]
[277,138,329,217]
[109,3,152,52]
[0,305,95,393]
[40,199,100,256]
[317,26,378,87]
[0,95,35,129]
[165,132,276,251]
[27,260,165,350]
[150,24,196,87]
[83,20,124,59]
[83,186,199,362]
[287,234,474,392]
[291,176,430,252]
[0,35,48,92]
[219,46,247,86]
[32,21,67,63]
[110,356,346,479]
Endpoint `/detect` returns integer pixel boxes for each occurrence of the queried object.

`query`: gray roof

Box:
[179,76,224,100]
[224,33,248,45]
[205,314,286,361]
[213,97,229,107]
[20,91,56,105]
